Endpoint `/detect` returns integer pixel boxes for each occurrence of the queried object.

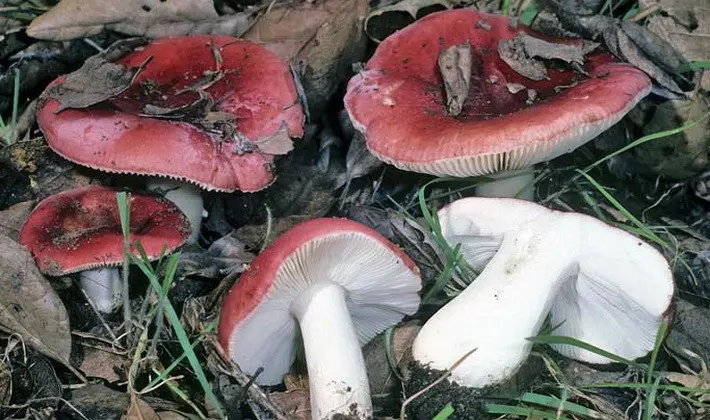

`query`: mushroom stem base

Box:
[146,178,204,244]
[475,169,535,200]
[412,216,572,388]
[79,267,122,313]
[291,281,372,420]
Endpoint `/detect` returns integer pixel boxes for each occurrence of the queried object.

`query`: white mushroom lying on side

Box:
[412,197,675,389]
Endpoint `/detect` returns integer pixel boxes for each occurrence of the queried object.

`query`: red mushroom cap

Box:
[344,9,652,176]
[36,35,305,192]
[19,185,190,276]
[218,217,422,385]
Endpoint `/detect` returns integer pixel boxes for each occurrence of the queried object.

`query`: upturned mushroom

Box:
[344,9,652,199]
[408,197,674,414]
[218,218,421,419]
[36,35,305,243]
[19,186,190,313]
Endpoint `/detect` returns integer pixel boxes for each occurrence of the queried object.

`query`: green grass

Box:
[115,192,226,419]
[402,108,710,418]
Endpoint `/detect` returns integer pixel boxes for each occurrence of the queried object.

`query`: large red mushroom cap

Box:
[19,185,190,276]
[344,9,652,176]
[36,35,305,192]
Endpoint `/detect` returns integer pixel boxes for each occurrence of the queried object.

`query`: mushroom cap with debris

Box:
[36,35,305,193]
[344,9,652,177]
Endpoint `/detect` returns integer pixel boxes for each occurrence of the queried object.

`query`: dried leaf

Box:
[0,233,74,375]
[243,0,368,118]
[79,347,125,383]
[26,0,253,41]
[630,97,710,179]
[615,28,685,96]
[620,20,686,74]
[255,124,294,155]
[498,38,549,81]
[438,41,472,116]
[175,233,254,280]
[363,321,420,399]
[647,6,710,90]
[0,200,34,241]
[498,33,597,81]
[539,1,694,96]
[513,32,598,64]
[666,299,710,374]
[336,131,384,188]
[41,54,150,112]
[125,392,160,420]
[269,375,311,420]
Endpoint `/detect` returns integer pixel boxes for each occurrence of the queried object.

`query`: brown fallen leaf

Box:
[498,33,598,81]
[242,0,368,118]
[627,97,710,179]
[255,124,295,155]
[79,346,125,383]
[513,32,599,65]
[174,231,254,280]
[0,233,80,379]
[646,3,710,91]
[438,41,472,116]
[269,374,311,420]
[42,54,150,112]
[336,131,384,189]
[363,321,421,411]
[125,392,160,420]
[498,37,549,81]
[540,0,693,97]
[0,200,34,241]
[26,0,254,41]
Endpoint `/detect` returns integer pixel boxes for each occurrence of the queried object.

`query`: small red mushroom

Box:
[218,218,421,419]
[19,186,190,313]
[36,35,305,243]
[344,9,652,199]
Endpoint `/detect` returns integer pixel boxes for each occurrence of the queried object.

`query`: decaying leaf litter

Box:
[1,0,710,418]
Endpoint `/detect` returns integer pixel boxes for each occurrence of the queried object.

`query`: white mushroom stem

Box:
[146,178,204,244]
[78,267,123,314]
[475,169,535,200]
[290,281,372,420]
[412,215,571,388]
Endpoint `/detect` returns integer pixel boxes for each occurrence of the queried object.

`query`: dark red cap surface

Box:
[19,185,190,276]
[37,35,305,192]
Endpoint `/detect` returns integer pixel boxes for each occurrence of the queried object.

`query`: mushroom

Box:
[36,35,305,243]
[343,9,652,199]
[411,197,674,395]
[19,185,190,313]
[218,218,421,419]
